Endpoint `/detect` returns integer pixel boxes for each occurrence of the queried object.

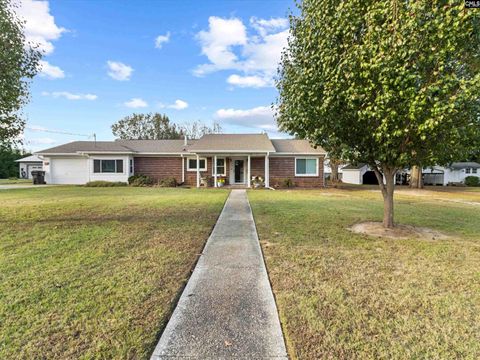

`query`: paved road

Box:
[151,189,287,359]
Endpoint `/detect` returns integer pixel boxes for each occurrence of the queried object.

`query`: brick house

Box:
[36,134,326,187]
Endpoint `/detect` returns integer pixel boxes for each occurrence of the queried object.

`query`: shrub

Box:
[129,174,155,187]
[282,178,295,188]
[85,181,127,187]
[159,177,177,187]
[464,176,480,187]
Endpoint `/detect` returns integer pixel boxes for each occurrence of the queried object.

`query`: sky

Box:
[14,0,297,151]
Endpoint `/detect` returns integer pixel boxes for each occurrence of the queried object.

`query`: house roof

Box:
[115,139,195,153]
[450,162,480,169]
[15,155,43,163]
[35,134,325,156]
[37,141,135,154]
[187,134,276,153]
[271,139,326,154]
[342,163,367,170]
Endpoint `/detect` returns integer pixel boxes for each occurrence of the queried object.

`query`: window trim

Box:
[294,157,319,177]
[187,157,207,171]
[212,157,226,176]
[93,159,124,174]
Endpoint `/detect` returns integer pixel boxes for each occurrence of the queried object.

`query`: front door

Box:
[234,159,244,183]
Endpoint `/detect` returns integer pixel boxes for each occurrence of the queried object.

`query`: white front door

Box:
[229,157,247,184]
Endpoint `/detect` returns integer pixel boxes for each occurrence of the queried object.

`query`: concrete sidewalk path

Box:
[151,189,287,359]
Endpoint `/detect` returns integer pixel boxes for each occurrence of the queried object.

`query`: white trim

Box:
[247,155,251,188]
[294,157,319,177]
[187,156,207,171]
[92,158,126,174]
[271,152,326,156]
[214,155,217,188]
[181,156,185,183]
[190,150,275,154]
[265,153,270,188]
[212,157,226,176]
[196,154,200,188]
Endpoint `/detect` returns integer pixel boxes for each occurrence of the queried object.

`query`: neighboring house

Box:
[35,134,326,187]
[423,162,480,186]
[341,161,480,186]
[15,155,43,179]
[323,160,344,181]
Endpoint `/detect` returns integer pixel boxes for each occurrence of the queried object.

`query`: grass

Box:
[0,178,31,184]
[0,186,228,359]
[248,187,480,359]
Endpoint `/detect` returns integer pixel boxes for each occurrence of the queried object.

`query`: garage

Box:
[49,157,88,184]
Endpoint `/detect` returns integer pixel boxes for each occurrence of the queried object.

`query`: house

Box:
[35,134,326,187]
[423,162,480,186]
[340,161,480,186]
[15,155,43,179]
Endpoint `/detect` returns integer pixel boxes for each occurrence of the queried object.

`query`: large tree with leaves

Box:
[276,0,480,228]
[0,0,42,147]
[111,113,182,140]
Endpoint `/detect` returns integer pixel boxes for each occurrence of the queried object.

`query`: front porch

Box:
[184,154,270,188]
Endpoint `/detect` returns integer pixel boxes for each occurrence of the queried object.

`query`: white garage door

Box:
[50,158,88,184]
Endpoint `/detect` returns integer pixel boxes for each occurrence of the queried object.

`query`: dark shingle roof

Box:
[342,163,367,170]
[37,141,135,154]
[116,139,194,153]
[188,134,276,152]
[450,162,480,169]
[271,139,326,154]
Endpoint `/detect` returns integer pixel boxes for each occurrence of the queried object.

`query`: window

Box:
[129,159,134,174]
[213,158,226,176]
[466,168,471,174]
[295,158,318,176]
[473,168,478,174]
[187,157,207,171]
[93,159,124,173]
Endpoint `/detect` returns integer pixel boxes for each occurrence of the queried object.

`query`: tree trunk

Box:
[330,158,340,182]
[372,166,396,229]
[410,165,423,188]
[382,170,395,228]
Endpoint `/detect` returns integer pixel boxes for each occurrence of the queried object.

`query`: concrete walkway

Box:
[151,189,287,359]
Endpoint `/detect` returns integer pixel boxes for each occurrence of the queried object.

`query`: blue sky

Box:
[16,0,296,151]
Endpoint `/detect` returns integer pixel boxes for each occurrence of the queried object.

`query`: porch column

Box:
[265,153,269,188]
[247,155,251,188]
[196,154,200,188]
[214,155,217,188]
[181,156,185,183]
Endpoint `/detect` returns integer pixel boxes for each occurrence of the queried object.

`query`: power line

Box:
[26,126,96,141]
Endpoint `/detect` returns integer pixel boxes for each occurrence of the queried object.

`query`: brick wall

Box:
[269,156,324,187]
[134,157,182,183]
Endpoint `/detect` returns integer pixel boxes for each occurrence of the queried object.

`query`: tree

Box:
[276,0,480,228]
[111,113,182,140]
[180,120,222,139]
[0,146,28,178]
[0,0,42,147]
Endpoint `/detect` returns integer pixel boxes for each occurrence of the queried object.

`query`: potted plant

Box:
[217,177,225,187]
[251,175,264,188]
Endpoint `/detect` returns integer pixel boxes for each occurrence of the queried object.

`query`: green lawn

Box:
[0,178,31,184]
[249,188,480,359]
[0,187,228,359]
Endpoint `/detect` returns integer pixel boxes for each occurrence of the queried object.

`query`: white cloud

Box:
[215,105,276,130]
[41,91,97,100]
[155,32,170,49]
[38,60,65,79]
[194,16,289,87]
[15,0,67,55]
[158,99,189,110]
[124,98,148,108]
[227,74,272,88]
[194,17,247,76]
[107,61,133,81]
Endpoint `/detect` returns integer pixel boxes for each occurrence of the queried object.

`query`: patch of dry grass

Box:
[249,188,480,359]
[0,187,228,359]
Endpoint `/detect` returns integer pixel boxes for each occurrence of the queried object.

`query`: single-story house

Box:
[35,133,326,187]
[341,161,480,186]
[423,162,480,186]
[15,155,43,179]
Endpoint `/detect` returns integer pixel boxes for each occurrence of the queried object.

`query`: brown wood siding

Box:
[134,157,182,183]
[269,156,324,187]
[251,157,265,178]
